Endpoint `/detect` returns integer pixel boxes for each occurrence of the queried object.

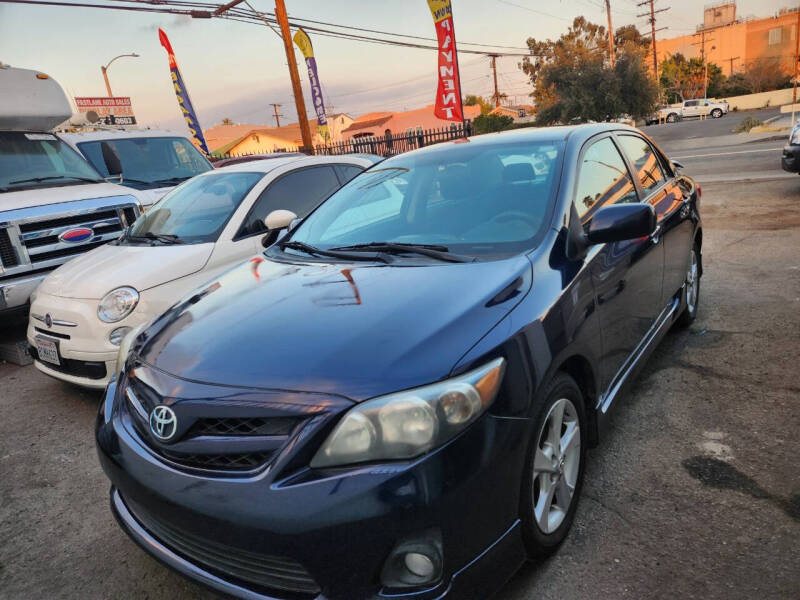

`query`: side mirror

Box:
[586,204,656,245]
[101,141,123,178]
[264,209,298,231]
[671,160,684,171]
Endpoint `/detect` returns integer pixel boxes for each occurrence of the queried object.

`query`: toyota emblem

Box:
[45,313,52,328]
[149,405,178,441]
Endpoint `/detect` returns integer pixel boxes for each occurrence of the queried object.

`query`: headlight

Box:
[109,326,132,346]
[311,357,506,468]
[98,286,139,323]
[115,323,145,373]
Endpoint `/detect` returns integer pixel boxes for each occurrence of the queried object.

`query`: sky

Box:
[0,0,794,132]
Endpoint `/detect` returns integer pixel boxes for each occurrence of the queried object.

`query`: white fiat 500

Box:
[27,154,378,388]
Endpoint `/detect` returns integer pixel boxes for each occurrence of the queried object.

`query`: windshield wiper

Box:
[8,175,101,185]
[331,242,475,263]
[280,240,391,263]
[122,229,183,245]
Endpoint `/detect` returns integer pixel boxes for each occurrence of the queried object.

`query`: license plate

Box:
[35,336,60,366]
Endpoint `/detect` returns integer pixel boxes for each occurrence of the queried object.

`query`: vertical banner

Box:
[293,28,329,142]
[158,28,210,154]
[427,0,464,122]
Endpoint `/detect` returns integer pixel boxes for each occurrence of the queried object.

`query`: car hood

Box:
[0,182,138,211]
[139,254,533,401]
[39,242,214,299]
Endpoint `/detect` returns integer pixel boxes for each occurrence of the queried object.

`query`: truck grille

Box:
[122,494,321,596]
[0,195,140,279]
[0,228,19,267]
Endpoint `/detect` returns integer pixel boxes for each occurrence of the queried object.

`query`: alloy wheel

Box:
[532,398,581,534]
[686,249,699,314]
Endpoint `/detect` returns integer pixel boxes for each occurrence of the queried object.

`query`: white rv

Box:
[0,63,145,318]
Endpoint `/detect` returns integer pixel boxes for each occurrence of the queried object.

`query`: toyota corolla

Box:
[96,124,702,600]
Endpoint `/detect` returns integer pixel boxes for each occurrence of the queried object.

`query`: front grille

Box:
[187,417,302,438]
[18,209,120,233]
[160,450,274,471]
[29,346,107,380]
[34,327,71,340]
[28,240,107,263]
[123,494,321,596]
[0,228,19,267]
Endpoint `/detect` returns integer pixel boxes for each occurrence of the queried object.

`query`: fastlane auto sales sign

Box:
[74,97,137,126]
[427,0,464,122]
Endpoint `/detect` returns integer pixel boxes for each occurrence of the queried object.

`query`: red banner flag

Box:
[427,0,464,122]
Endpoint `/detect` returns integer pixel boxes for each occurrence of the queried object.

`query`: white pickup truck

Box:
[651,98,730,124]
[0,63,146,318]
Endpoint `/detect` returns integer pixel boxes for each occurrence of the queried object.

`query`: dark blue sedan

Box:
[96,124,702,599]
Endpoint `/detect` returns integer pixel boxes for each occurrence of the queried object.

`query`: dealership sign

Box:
[426,0,464,123]
[74,97,137,125]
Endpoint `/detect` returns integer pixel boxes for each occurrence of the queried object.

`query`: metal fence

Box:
[209,121,473,164]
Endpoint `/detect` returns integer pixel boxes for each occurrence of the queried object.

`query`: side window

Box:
[333,164,364,185]
[239,166,340,237]
[685,100,698,107]
[616,135,666,196]
[574,137,638,220]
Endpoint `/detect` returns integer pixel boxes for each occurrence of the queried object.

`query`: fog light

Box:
[109,326,132,346]
[404,552,435,579]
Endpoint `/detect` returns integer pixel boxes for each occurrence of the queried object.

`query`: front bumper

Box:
[0,271,46,313]
[781,145,800,173]
[96,379,529,600]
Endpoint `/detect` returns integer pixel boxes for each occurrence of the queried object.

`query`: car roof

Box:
[60,130,191,142]
[209,153,375,175]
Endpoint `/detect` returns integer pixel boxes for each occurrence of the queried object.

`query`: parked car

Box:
[97,124,702,600]
[61,130,213,207]
[657,98,729,123]
[28,154,378,388]
[1,64,143,320]
[212,152,303,168]
[781,123,800,174]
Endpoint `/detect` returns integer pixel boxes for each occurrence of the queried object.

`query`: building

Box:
[340,104,481,141]
[203,122,266,155]
[325,113,354,143]
[658,2,799,76]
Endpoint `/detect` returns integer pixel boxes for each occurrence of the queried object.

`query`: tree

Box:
[744,58,790,93]
[614,24,650,49]
[464,94,492,115]
[718,73,752,97]
[521,17,658,125]
[472,113,514,134]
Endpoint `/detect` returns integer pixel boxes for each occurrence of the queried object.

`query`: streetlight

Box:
[101,53,139,97]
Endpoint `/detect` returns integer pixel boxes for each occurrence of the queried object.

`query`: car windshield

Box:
[0,132,104,193]
[126,171,262,244]
[287,138,563,258]
[77,136,212,190]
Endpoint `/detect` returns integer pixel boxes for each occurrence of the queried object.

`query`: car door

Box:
[574,135,665,392]
[615,133,690,306]
[682,100,699,118]
[236,165,344,240]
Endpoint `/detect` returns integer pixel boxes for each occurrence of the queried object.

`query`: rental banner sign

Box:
[426,0,464,122]
[293,28,330,142]
[158,28,210,154]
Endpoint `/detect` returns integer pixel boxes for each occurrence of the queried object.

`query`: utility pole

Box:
[274,0,314,153]
[605,0,615,67]
[489,54,501,107]
[725,56,740,76]
[637,0,669,78]
[692,30,715,98]
[270,103,283,127]
[792,8,800,126]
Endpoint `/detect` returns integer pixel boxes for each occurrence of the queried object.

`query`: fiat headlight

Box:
[311,357,506,468]
[98,286,139,323]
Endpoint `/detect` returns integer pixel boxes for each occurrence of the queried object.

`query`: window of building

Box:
[769,27,782,46]
[574,137,638,220]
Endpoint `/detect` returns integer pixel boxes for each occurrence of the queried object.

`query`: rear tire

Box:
[520,373,587,558]
[676,243,700,328]
[666,112,678,123]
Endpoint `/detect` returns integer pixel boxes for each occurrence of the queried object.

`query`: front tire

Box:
[711,108,723,118]
[520,373,587,558]
[666,112,678,123]
[676,243,700,328]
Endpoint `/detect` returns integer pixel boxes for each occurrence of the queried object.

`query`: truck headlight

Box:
[311,357,506,468]
[98,286,139,323]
